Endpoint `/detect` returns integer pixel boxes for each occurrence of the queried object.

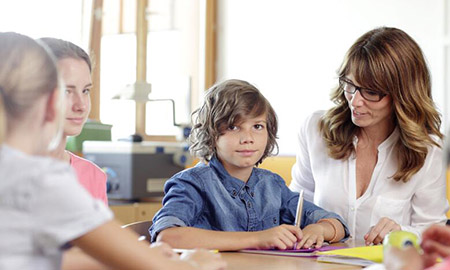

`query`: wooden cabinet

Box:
[110,201,162,225]
[136,202,162,221]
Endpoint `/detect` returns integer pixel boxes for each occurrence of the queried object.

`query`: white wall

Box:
[216,0,447,155]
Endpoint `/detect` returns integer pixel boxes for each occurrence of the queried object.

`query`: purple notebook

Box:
[238,245,345,257]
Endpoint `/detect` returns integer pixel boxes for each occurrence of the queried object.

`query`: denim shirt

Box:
[150,156,349,242]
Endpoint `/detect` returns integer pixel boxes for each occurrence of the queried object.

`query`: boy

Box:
[150,79,349,251]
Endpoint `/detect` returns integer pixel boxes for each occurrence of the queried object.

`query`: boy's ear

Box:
[44,89,60,122]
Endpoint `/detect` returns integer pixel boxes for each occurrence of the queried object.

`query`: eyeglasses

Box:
[339,77,387,102]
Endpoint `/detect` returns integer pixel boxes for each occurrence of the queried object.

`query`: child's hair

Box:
[189,79,278,165]
[39,37,92,72]
[0,32,59,144]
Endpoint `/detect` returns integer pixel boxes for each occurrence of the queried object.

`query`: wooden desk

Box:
[221,252,362,270]
[221,240,366,270]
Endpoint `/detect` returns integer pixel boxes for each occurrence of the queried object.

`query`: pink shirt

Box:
[69,152,108,206]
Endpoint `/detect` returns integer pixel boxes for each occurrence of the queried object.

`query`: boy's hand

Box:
[296,224,325,249]
[253,224,302,250]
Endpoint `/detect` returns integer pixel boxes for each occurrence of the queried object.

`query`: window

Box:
[99,0,205,140]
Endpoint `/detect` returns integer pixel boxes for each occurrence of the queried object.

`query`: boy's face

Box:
[215,113,268,181]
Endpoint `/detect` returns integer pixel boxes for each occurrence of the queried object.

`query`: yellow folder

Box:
[317,245,383,263]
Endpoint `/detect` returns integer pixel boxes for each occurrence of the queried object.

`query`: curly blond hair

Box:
[319,27,443,182]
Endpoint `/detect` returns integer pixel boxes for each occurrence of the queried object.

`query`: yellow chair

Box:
[122,220,153,242]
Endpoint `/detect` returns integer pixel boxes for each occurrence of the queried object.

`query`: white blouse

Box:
[290,110,449,241]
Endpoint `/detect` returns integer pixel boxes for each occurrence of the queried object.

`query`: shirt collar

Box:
[209,155,255,198]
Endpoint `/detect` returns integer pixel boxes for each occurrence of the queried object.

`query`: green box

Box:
[66,120,112,154]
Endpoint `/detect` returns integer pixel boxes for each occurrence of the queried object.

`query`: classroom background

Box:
[0,0,449,222]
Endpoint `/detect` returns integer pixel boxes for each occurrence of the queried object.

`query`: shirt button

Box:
[231,190,237,196]
[247,201,252,208]
[273,217,277,224]
[250,192,254,197]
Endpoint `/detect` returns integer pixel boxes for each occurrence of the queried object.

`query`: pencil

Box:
[293,190,304,249]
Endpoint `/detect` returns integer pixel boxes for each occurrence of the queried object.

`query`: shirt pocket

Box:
[370,196,409,226]
[262,213,280,230]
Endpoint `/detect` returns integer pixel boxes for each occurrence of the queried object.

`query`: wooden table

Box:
[221,252,362,270]
[221,240,365,270]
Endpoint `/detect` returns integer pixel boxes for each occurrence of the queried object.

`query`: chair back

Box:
[122,220,153,242]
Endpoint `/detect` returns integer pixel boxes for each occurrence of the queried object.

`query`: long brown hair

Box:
[319,27,442,182]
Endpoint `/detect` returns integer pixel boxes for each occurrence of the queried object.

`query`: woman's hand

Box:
[253,224,303,250]
[296,224,325,249]
[364,217,401,245]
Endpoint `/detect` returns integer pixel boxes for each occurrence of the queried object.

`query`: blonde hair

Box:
[319,27,442,182]
[0,32,58,144]
[189,79,278,165]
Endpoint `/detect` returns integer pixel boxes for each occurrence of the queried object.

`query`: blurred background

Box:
[1,0,448,155]
[1,0,449,220]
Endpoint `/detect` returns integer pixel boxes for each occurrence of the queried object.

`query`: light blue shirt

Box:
[150,156,349,242]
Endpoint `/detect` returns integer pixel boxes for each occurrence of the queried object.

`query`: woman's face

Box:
[344,73,393,132]
[58,58,92,137]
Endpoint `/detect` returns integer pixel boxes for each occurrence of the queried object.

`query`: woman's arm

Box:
[156,225,303,251]
[69,220,226,270]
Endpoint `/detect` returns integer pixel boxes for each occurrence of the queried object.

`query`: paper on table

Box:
[239,245,345,257]
[317,256,377,267]
[173,248,219,254]
[316,245,383,266]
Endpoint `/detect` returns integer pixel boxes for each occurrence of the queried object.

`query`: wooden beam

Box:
[204,0,217,90]
[88,0,103,121]
[135,0,148,136]
[119,0,124,34]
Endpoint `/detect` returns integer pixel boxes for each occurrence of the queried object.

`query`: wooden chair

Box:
[122,220,153,242]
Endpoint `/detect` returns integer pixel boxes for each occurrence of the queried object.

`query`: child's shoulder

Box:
[0,146,76,195]
[253,167,285,184]
[171,161,214,180]
[68,151,105,177]
[2,146,70,175]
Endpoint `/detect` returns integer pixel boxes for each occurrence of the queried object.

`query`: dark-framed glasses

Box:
[339,77,387,102]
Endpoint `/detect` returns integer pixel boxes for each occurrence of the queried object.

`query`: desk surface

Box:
[221,240,366,270]
[221,252,362,270]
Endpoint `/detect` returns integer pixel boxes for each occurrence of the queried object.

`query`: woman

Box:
[40,37,108,205]
[290,26,448,245]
